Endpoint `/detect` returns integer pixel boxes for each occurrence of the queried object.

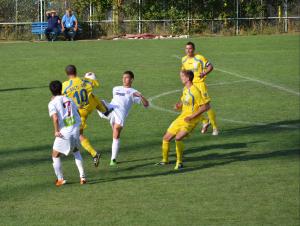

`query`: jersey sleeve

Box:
[181,56,186,70]
[132,89,142,104]
[198,55,211,68]
[48,102,57,117]
[112,87,117,97]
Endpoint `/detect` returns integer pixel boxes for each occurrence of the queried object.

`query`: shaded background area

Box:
[0,0,299,40]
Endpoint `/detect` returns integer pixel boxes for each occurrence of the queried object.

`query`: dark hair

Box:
[49,80,62,96]
[186,41,195,50]
[123,70,134,79]
[181,70,194,82]
[65,65,77,76]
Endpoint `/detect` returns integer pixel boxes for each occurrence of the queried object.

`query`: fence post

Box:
[15,0,18,38]
[89,1,93,38]
[138,0,142,34]
[236,0,239,35]
[39,0,44,40]
[284,0,288,32]
[187,0,190,34]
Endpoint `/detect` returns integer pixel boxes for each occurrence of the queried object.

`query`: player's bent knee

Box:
[163,133,174,142]
[52,150,60,158]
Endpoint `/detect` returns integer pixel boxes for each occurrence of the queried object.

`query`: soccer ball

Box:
[84,72,97,80]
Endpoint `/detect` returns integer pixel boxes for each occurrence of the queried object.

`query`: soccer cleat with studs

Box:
[110,159,117,166]
[174,163,184,170]
[93,153,101,167]
[155,161,169,166]
[80,177,87,185]
[201,122,211,134]
[55,179,66,187]
[212,129,219,136]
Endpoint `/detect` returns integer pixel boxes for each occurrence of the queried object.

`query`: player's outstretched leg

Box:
[207,108,219,136]
[73,149,86,184]
[52,150,66,187]
[80,135,101,167]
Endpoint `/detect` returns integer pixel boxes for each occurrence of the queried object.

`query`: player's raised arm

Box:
[133,92,149,107]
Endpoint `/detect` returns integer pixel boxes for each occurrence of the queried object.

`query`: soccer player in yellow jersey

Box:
[62,65,109,167]
[157,70,210,170]
[181,42,219,136]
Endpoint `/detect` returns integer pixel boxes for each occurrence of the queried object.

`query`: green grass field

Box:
[0,35,299,226]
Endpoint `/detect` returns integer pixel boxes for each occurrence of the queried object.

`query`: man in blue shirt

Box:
[61,9,78,41]
[45,10,61,41]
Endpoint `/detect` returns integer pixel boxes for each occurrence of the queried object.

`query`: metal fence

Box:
[0,0,299,40]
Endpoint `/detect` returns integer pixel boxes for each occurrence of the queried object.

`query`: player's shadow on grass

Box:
[88,148,299,185]
[184,141,263,156]
[119,141,255,171]
[0,85,48,92]
[222,119,300,136]
[0,156,50,172]
[0,144,52,157]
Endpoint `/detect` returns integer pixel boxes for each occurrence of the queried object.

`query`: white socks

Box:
[73,151,85,179]
[52,152,85,180]
[111,138,120,160]
[52,157,63,180]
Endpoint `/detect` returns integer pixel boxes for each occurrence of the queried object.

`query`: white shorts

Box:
[98,105,126,127]
[109,112,125,127]
[53,127,80,156]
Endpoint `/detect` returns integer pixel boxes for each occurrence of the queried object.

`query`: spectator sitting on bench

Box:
[45,10,61,41]
[61,9,78,41]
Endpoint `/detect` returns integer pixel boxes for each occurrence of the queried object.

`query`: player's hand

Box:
[184,116,192,122]
[74,27,78,31]
[133,92,142,97]
[62,28,65,32]
[200,72,207,78]
[174,103,182,110]
[55,131,63,138]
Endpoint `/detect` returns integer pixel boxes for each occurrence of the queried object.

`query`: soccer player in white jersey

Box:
[98,71,149,166]
[48,80,86,186]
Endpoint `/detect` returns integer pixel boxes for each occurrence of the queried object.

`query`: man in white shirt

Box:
[48,80,86,186]
[98,71,149,166]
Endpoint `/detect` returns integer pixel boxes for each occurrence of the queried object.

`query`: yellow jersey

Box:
[181,54,211,83]
[179,85,207,120]
[62,77,96,111]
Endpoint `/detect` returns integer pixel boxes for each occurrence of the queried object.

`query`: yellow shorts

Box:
[79,108,89,130]
[194,82,211,103]
[167,116,200,135]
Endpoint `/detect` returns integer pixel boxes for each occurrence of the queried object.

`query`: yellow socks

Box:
[81,138,97,157]
[175,140,184,164]
[200,115,209,125]
[207,108,218,129]
[162,140,170,163]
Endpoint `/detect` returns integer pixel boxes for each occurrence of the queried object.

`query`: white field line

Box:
[172,55,300,96]
[149,88,299,128]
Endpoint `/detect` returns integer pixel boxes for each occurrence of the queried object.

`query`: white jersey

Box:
[110,86,141,119]
[48,96,81,132]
